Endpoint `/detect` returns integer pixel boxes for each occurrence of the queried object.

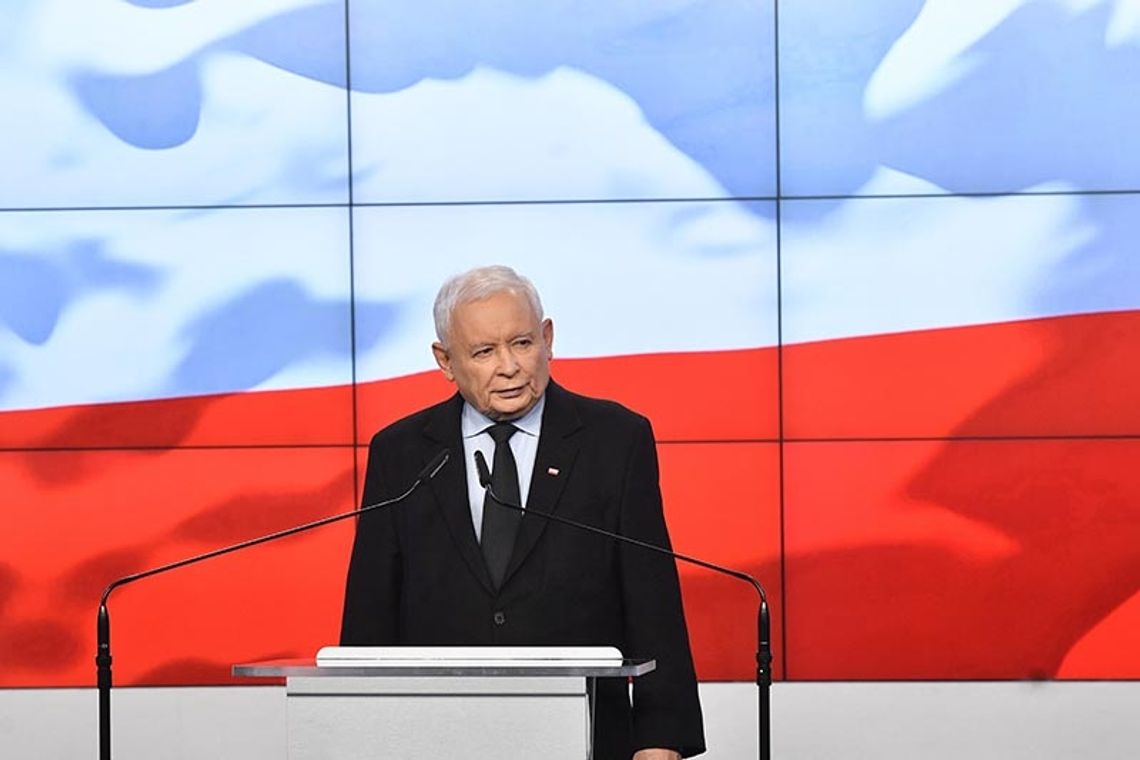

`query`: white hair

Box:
[433,265,545,346]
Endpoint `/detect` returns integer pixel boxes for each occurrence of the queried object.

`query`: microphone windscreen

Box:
[473,450,492,488]
[415,449,450,484]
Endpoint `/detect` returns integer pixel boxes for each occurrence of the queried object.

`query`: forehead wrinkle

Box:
[449,296,540,347]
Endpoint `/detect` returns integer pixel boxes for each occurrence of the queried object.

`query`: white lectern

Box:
[234,647,655,760]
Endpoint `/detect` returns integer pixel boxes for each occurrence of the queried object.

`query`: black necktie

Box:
[481,423,522,589]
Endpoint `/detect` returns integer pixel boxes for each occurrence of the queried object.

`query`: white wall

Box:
[2,682,1138,760]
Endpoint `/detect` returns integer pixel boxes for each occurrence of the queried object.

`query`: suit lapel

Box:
[423,394,495,594]
[501,381,582,586]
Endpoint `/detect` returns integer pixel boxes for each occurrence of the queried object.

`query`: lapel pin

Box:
[547,467,560,477]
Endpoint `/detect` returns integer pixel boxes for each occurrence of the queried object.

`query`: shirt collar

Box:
[461,393,545,439]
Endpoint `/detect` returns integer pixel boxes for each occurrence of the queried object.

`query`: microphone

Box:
[474,449,773,760]
[474,448,492,488]
[416,449,451,484]
[96,449,450,760]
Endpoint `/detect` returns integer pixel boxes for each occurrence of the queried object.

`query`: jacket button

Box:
[493,611,506,626]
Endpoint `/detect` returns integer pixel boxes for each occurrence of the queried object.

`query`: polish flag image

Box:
[1,0,1138,689]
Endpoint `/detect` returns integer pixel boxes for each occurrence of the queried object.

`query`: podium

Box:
[234,647,655,760]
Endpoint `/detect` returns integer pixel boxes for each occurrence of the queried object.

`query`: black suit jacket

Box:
[341,381,705,758]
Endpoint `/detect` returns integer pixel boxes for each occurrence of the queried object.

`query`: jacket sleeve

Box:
[339,433,402,645]
[618,416,706,757]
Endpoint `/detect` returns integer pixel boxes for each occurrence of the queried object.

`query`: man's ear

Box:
[432,342,455,382]
[541,318,554,358]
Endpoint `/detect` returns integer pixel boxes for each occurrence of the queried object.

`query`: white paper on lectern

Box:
[315,645,624,668]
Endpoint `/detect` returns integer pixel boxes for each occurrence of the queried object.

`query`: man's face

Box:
[432,290,554,421]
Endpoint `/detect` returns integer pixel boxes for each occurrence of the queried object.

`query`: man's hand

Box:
[633,750,681,760]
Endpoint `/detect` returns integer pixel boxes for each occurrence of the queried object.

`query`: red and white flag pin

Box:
[547,467,560,477]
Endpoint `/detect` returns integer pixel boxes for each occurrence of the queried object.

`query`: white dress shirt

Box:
[460,394,545,541]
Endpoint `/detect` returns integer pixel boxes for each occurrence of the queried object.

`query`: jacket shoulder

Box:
[554,384,653,435]
[367,394,457,446]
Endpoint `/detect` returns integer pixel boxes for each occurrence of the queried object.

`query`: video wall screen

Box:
[778,1,1140,196]
[347,0,777,203]
[783,438,1140,680]
[1,1,1137,687]
[780,193,1140,439]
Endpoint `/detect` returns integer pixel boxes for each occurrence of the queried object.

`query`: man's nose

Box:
[495,346,520,374]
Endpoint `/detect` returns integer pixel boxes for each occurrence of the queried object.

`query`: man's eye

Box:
[473,348,493,358]
[514,338,532,348]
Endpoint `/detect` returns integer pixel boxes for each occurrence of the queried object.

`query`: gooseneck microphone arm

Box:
[96,449,450,760]
[474,450,773,760]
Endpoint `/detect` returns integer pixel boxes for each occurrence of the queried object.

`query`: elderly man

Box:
[341,265,705,759]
